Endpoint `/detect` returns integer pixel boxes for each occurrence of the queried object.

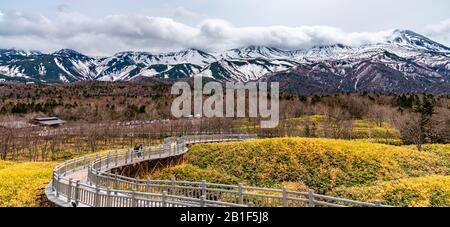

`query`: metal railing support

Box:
[74,180,80,206]
[201,180,207,197]
[162,191,167,207]
[55,175,60,198]
[132,190,137,207]
[168,179,174,194]
[146,180,151,193]
[67,178,73,203]
[106,188,112,207]
[282,186,288,207]
[135,179,139,191]
[94,185,100,207]
[200,195,206,207]
[114,174,118,194]
[308,190,315,207]
[106,152,110,168]
[51,171,56,191]
[238,183,243,205]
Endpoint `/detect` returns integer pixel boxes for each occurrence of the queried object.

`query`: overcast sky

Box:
[0,0,449,56]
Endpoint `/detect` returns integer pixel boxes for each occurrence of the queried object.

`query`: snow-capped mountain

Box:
[0,49,42,64]
[386,29,450,53]
[197,58,297,82]
[95,49,216,81]
[0,30,449,94]
[0,49,97,83]
[219,46,293,60]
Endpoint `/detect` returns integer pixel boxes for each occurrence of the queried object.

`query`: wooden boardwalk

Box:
[45,134,392,207]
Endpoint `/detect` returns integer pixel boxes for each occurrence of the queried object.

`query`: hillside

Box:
[149,138,450,206]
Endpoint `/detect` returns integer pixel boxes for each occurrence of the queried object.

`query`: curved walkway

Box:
[45,134,391,207]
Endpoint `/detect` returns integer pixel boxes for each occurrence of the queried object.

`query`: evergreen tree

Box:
[412,95,435,151]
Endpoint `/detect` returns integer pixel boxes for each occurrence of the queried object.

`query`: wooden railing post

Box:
[238,183,243,205]
[125,151,128,164]
[67,178,73,203]
[114,174,118,194]
[201,180,207,198]
[74,180,80,206]
[94,185,100,207]
[135,179,139,191]
[200,195,206,207]
[146,180,151,193]
[106,188,112,207]
[132,190,138,207]
[171,179,176,195]
[308,190,315,207]
[282,186,288,207]
[72,161,77,173]
[55,175,60,198]
[106,152,110,168]
[115,151,118,166]
[88,167,93,186]
[162,191,167,207]
[51,171,56,191]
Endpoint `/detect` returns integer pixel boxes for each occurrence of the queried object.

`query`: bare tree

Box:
[0,126,13,160]
[395,113,424,151]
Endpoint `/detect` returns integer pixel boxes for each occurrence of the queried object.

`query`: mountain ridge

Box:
[0,30,449,94]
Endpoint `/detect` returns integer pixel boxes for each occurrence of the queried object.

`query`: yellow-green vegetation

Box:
[352,119,399,140]
[405,144,450,167]
[0,161,55,207]
[286,115,400,141]
[333,176,450,207]
[151,138,449,196]
[151,164,241,185]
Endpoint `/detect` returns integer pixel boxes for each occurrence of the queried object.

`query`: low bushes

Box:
[332,175,450,207]
[184,138,449,194]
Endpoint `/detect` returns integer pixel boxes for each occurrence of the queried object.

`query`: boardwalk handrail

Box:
[46,134,392,207]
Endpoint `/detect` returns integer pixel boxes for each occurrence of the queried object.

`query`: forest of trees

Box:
[0,81,449,160]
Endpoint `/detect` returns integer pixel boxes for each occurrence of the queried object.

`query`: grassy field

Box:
[148,138,450,207]
[0,161,55,207]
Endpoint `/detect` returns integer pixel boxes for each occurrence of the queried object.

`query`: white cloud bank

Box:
[0,9,444,56]
[426,18,450,44]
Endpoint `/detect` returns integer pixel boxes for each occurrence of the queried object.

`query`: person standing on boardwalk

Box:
[138,144,144,158]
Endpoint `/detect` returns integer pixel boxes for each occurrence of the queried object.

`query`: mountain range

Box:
[1,29,449,95]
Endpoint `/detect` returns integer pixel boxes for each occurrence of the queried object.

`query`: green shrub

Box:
[332,175,450,207]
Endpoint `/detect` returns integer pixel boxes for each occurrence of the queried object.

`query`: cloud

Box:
[426,18,450,43]
[0,10,53,37]
[173,7,203,22]
[56,4,70,13]
[0,10,401,56]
